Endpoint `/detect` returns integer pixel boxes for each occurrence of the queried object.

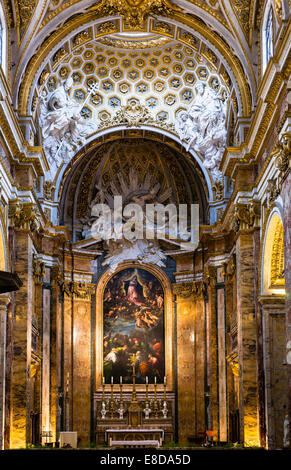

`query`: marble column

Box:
[216,267,227,442]
[62,280,95,446]
[259,295,287,448]
[0,295,10,449]
[281,165,291,448]
[173,281,205,443]
[236,231,260,446]
[72,294,93,445]
[206,266,219,440]
[10,232,33,448]
[41,286,51,444]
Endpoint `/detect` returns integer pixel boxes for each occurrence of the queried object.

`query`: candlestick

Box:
[110,380,114,418]
[145,380,149,406]
[120,381,124,407]
[102,379,105,403]
[164,377,167,402]
[154,376,158,418]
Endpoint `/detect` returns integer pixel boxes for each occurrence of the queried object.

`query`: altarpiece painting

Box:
[103,268,165,384]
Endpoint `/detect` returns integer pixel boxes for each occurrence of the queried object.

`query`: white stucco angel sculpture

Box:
[39,77,97,167]
[175,82,227,177]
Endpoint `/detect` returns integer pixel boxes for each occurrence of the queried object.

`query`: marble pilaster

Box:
[206,267,219,440]
[10,232,33,448]
[0,295,10,449]
[236,231,260,446]
[173,281,205,443]
[72,296,92,446]
[259,295,287,449]
[281,167,291,448]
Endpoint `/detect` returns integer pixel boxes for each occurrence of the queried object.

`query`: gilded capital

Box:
[173,280,204,298]
[231,200,260,232]
[61,280,96,299]
[32,254,45,285]
[9,200,40,232]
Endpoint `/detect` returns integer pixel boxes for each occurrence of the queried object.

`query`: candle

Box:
[120,376,122,384]
[164,376,166,385]
[111,376,113,384]
[146,376,148,384]
[103,376,105,384]
[154,376,157,384]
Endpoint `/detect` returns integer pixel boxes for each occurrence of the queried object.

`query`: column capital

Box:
[173,280,204,299]
[32,254,45,285]
[60,280,95,299]
[231,200,261,233]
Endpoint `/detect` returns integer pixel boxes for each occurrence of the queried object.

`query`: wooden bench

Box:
[109,439,160,448]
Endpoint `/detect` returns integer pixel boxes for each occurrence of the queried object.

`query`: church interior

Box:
[0,0,290,450]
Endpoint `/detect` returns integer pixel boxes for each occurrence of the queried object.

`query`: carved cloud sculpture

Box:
[39,77,97,168]
[175,82,227,176]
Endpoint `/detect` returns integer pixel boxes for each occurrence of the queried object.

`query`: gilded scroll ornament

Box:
[91,0,181,29]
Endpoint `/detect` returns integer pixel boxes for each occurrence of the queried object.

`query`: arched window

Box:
[263,8,274,72]
[0,3,7,74]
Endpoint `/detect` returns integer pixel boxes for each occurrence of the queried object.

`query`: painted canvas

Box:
[103,268,165,384]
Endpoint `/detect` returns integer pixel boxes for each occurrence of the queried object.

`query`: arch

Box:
[261,209,285,295]
[95,261,174,391]
[55,127,214,218]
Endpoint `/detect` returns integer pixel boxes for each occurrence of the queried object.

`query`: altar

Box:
[106,428,164,448]
[95,366,174,446]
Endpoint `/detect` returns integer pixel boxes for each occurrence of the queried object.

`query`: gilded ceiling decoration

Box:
[90,0,181,29]
[231,0,251,38]
[15,0,37,37]
[17,10,252,120]
[32,37,233,145]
